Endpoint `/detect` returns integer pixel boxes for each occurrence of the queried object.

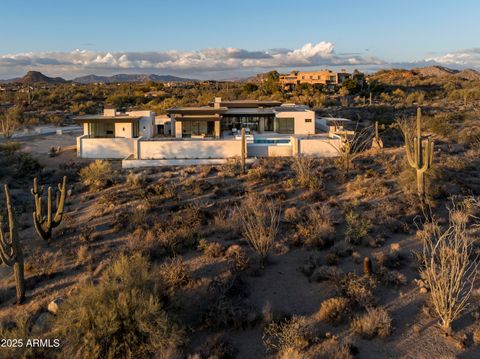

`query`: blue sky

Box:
[0,0,479,79]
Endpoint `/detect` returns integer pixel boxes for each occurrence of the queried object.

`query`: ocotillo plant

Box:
[241,128,246,174]
[404,108,434,198]
[0,184,25,304]
[32,176,67,243]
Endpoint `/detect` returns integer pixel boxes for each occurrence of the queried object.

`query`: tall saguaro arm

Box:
[32,176,67,243]
[0,185,25,304]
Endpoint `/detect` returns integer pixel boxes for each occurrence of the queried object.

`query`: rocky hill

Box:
[15,71,67,84]
[72,73,197,84]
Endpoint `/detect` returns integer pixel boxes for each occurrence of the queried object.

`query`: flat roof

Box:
[167,106,227,115]
[224,108,275,115]
[274,105,311,112]
[73,114,142,123]
[207,100,282,108]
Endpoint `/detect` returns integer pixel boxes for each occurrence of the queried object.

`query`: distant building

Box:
[279,69,352,89]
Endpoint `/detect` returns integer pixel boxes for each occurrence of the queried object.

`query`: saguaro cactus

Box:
[372,121,384,149]
[0,185,25,304]
[241,128,246,174]
[405,108,434,198]
[32,176,67,243]
[364,256,373,276]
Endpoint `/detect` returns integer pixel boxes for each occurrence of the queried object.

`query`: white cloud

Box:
[426,48,480,68]
[0,41,385,79]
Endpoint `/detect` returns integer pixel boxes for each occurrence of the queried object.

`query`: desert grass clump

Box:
[79,160,113,191]
[263,316,313,354]
[53,254,184,358]
[295,204,334,249]
[351,307,392,339]
[316,297,350,324]
[284,206,301,223]
[421,200,479,333]
[238,194,280,261]
[225,244,250,272]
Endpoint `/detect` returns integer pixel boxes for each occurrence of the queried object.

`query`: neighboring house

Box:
[74,99,344,166]
[279,69,352,89]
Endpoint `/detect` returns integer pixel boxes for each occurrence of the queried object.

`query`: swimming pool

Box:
[253,138,291,144]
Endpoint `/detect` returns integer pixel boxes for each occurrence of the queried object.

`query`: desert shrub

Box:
[238,194,280,261]
[126,170,147,187]
[219,157,241,177]
[377,268,407,287]
[77,245,91,265]
[225,244,250,272]
[316,297,350,324]
[473,328,480,345]
[345,210,371,244]
[291,156,322,191]
[307,339,354,359]
[0,316,44,359]
[284,206,301,223]
[198,239,225,258]
[158,257,191,292]
[340,273,376,308]
[212,208,241,238]
[263,316,313,353]
[351,307,392,339]
[325,251,339,265]
[80,160,113,190]
[203,275,257,330]
[247,166,269,182]
[296,204,334,249]
[53,254,184,358]
[0,141,21,154]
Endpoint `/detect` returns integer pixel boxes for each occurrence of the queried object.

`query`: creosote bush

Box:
[345,210,371,244]
[79,160,113,191]
[263,316,313,354]
[291,156,322,191]
[295,204,334,249]
[53,254,184,358]
[351,307,392,339]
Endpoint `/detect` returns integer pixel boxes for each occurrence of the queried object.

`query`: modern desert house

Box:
[74,98,344,167]
[167,97,315,138]
[279,69,352,89]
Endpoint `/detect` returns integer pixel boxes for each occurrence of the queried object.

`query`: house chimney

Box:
[103,106,116,116]
[214,97,222,109]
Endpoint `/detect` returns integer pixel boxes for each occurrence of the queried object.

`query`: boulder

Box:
[47,298,64,315]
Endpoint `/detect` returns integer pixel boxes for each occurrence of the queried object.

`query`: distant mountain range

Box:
[1,66,479,85]
[0,71,198,84]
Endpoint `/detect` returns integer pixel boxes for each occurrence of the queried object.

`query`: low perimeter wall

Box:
[138,139,241,159]
[247,144,292,157]
[80,138,136,159]
[298,138,340,157]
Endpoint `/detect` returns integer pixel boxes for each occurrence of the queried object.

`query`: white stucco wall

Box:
[128,110,154,139]
[275,110,315,135]
[80,138,136,158]
[138,139,241,159]
[114,122,133,138]
[298,138,341,157]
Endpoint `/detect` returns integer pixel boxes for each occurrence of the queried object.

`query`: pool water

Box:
[253,138,291,144]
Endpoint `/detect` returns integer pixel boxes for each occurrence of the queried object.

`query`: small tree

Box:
[422,199,479,333]
[0,107,23,139]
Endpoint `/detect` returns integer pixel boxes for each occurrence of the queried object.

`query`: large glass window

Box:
[182,121,215,137]
[221,115,275,132]
[88,122,115,138]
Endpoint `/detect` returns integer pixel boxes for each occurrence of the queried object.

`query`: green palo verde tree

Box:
[403,108,434,198]
[32,176,67,243]
[0,184,25,304]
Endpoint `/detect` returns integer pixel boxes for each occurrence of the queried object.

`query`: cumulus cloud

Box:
[0,41,385,79]
[425,48,480,68]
